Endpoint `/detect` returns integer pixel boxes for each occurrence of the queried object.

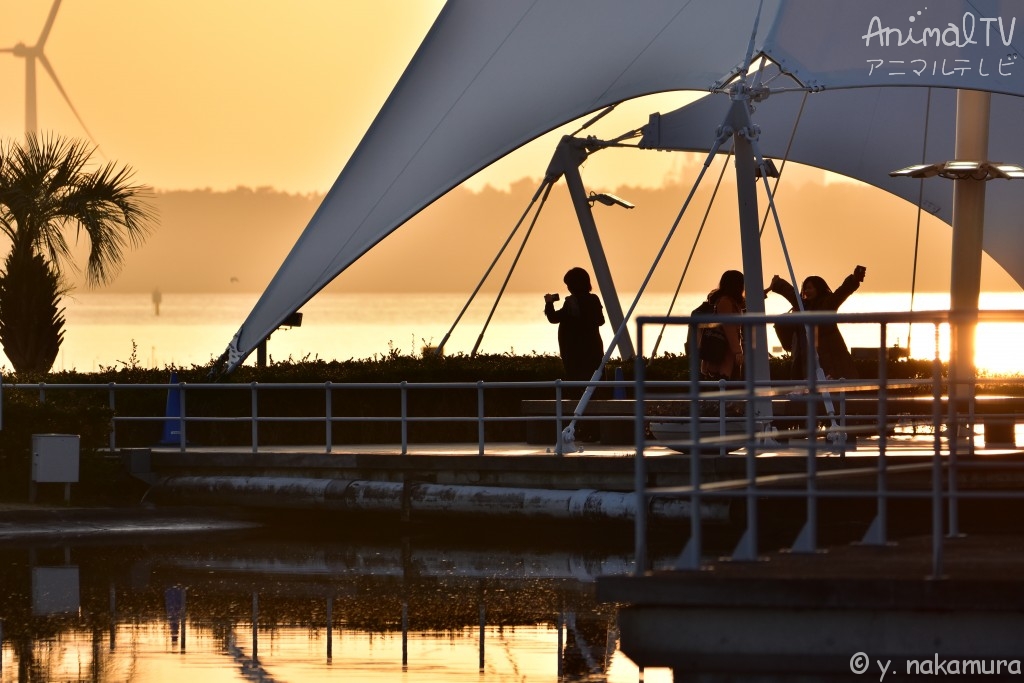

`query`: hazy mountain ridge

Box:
[69,176,1019,296]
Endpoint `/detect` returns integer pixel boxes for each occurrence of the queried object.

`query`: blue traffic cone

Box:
[159,372,184,446]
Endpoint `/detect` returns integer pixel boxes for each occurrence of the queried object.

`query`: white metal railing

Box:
[632,308,1024,579]
[0,311,1020,466]
[1,377,657,456]
[0,372,970,458]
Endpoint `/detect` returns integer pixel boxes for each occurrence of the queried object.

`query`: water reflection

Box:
[0,525,674,682]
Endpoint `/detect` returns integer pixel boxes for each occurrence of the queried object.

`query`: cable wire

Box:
[650,151,732,356]
[471,180,554,355]
[434,177,553,355]
[907,88,933,354]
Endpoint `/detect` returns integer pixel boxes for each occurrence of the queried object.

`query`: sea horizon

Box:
[20,290,1024,376]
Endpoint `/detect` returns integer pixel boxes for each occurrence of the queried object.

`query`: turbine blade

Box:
[0,47,16,53]
[38,52,102,152]
[36,0,63,48]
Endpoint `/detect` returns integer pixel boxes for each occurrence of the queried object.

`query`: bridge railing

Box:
[631,308,1024,579]
[0,370,970,458]
[0,309,1019,461]
[1,375,657,455]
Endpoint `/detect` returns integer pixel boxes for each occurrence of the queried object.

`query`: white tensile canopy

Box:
[642,85,1024,285]
[219,0,1024,372]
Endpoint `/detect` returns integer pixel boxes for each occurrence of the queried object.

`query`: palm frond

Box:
[0,132,156,373]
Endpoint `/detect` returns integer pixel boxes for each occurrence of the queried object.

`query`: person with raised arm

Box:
[768,265,867,380]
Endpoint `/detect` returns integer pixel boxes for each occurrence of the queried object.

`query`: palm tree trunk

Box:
[0,249,65,375]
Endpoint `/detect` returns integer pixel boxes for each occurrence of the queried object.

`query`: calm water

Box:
[30,290,1024,374]
[0,525,674,683]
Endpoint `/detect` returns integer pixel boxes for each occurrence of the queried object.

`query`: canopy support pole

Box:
[555,133,728,453]
[547,136,636,361]
[722,89,773,421]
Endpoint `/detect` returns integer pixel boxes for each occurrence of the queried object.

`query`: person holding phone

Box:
[767,265,867,380]
[544,267,606,394]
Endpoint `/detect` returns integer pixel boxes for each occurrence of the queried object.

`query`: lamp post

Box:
[889,161,1024,380]
[890,156,1024,370]
[255,311,304,368]
[889,91,1024,436]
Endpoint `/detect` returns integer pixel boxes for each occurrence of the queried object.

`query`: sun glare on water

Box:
[858,292,1024,377]
[903,320,1024,377]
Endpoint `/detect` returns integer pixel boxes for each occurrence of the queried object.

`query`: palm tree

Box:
[0,133,156,375]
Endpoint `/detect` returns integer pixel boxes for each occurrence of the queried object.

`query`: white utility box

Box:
[31,434,80,503]
[32,434,80,483]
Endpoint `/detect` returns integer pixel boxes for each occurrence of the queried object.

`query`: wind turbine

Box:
[0,0,100,147]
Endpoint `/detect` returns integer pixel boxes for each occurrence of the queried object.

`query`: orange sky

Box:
[1,1,1021,296]
[0,1,447,194]
[0,1,702,195]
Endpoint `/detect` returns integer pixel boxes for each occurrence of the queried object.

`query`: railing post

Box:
[250,382,259,454]
[38,382,45,403]
[400,381,408,456]
[948,317,967,539]
[930,322,945,578]
[325,382,333,454]
[477,380,485,456]
[717,378,727,455]
[178,382,188,453]
[675,322,704,570]
[838,390,848,458]
[554,380,564,456]
[634,324,648,573]
[108,383,117,452]
[731,335,761,562]
[861,325,890,546]
[790,374,820,554]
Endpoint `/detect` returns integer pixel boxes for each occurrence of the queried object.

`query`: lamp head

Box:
[890,160,1024,181]
[587,192,635,209]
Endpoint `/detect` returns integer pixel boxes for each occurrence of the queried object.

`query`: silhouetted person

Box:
[544,267,605,394]
[700,269,746,381]
[768,265,866,380]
